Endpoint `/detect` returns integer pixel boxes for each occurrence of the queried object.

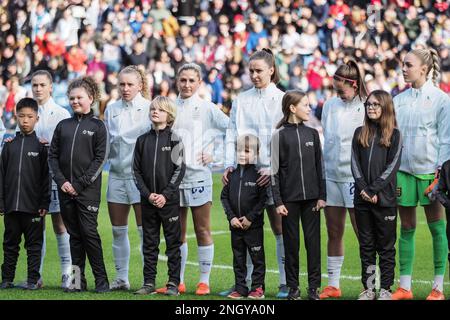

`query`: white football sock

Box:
[275,234,286,285]
[180,242,188,283]
[433,275,444,292]
[399,275,412,291]
[198,244,214,285]
[56,232,72,276]
[112,225,130,282]
[328,256,344,288]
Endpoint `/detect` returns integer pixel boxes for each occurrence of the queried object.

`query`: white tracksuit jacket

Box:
[104,93,151,179]
[393,80,450,174]
[172,93,229,188]
[224,83,284,170]
[321,96,365,183]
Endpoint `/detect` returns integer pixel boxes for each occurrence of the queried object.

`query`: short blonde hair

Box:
[150,96,176,125]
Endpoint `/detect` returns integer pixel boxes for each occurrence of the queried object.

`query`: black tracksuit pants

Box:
[1,213,44,284]
[231,226,265,295]
[282,200,321,289]
[142,202,181,285]
[59,197,108,289]
[354,204,397,290]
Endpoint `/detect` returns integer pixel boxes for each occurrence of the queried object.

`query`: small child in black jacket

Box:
[133,96,186,296]
[0,98,51,290]
[351,90,402,300]
[271,90,326,301]
[221,134,267,299]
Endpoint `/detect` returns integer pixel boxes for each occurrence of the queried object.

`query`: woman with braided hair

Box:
[392,48,450,300]
[104,65,152,291]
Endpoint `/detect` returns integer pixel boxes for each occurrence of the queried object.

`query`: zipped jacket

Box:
[221,164,267,230]
[271,123,326,207]
[104,93,151,179]
[321,96,365,182]
[393,80,450,174]
[49,111,109,202]
[436,159,450,209]
[351,126,402,207]
[172,93,228,188]
[225,83,284,170]
[133,126,186,206]
[0,131,50,214]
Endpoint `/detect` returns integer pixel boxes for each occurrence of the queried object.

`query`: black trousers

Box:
[354,204,397,290]
[1,212,44,284]
[282,200,321,289]
[59,197,108,289]
[231,226,265,295]
[142,202,181,285]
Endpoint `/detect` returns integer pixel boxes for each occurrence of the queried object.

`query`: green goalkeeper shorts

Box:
[396,171,435,207]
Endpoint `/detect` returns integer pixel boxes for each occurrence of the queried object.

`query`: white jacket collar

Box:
[39,97,56,110]
[177,92,200,106]
[123,92,144,109]
[254,82,277,98]
[411,79,434,98]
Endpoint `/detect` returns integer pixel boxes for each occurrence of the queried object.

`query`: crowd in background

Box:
[0,0,449,130]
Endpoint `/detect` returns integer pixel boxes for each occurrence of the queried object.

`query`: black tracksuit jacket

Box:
[221,164,267,230]
[436,159,450,209]
[0,131,51,214]
[48,111,109,203]
[271,123,326,206]
[132,126,186,206]
[351,126,402,207]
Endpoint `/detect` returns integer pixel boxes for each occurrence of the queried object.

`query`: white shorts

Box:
[107,177,140,204]
[326,180,355,208]
[49,181,60,214]
[180,184,213,207]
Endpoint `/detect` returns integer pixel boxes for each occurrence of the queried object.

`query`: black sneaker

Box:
[22,282,43,290]
[165,282,179,296]
[308,288,320,300]
[134,283,156,295]
[95,282,111,293]
[287,287,301,300]
[0,281,14,289]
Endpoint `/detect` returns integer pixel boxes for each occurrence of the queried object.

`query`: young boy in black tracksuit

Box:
[48,78,109,293]
[221,134,267,299]
[132,96,185,296]
[271,121,326,301]
[351,93,402,300]
[0,98,51,290]
[433,159,450,277]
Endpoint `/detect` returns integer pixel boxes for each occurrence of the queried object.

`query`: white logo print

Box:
[87,206,99,212]
[162,146,171,152]
[245,182,256,187]
[384,216,396,221]
[250,246,262,252]
[305,142,314,147]
[82,130,94,136]
[31,217,42,223]
[169,216,179,222]
[28,152,39,157]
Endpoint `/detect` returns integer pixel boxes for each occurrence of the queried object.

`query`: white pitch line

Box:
[157,231,450,286]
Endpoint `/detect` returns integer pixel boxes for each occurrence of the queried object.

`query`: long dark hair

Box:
[333,58,368,100]
[249,48,280,84]
[358,90,397,148]
[276,89,306,129]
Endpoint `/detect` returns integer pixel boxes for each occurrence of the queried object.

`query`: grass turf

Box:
[0,173,447,300]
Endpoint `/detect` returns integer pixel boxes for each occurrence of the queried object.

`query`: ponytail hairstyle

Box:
[333,58,368,100]
[358,90,397,148]
[67,76,100,105]
[119,65,150,99]
[410,48,441,85]
[249,48,280,84]
[276,89,307,129]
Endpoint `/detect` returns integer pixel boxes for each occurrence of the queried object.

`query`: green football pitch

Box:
[0,173,447,300]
